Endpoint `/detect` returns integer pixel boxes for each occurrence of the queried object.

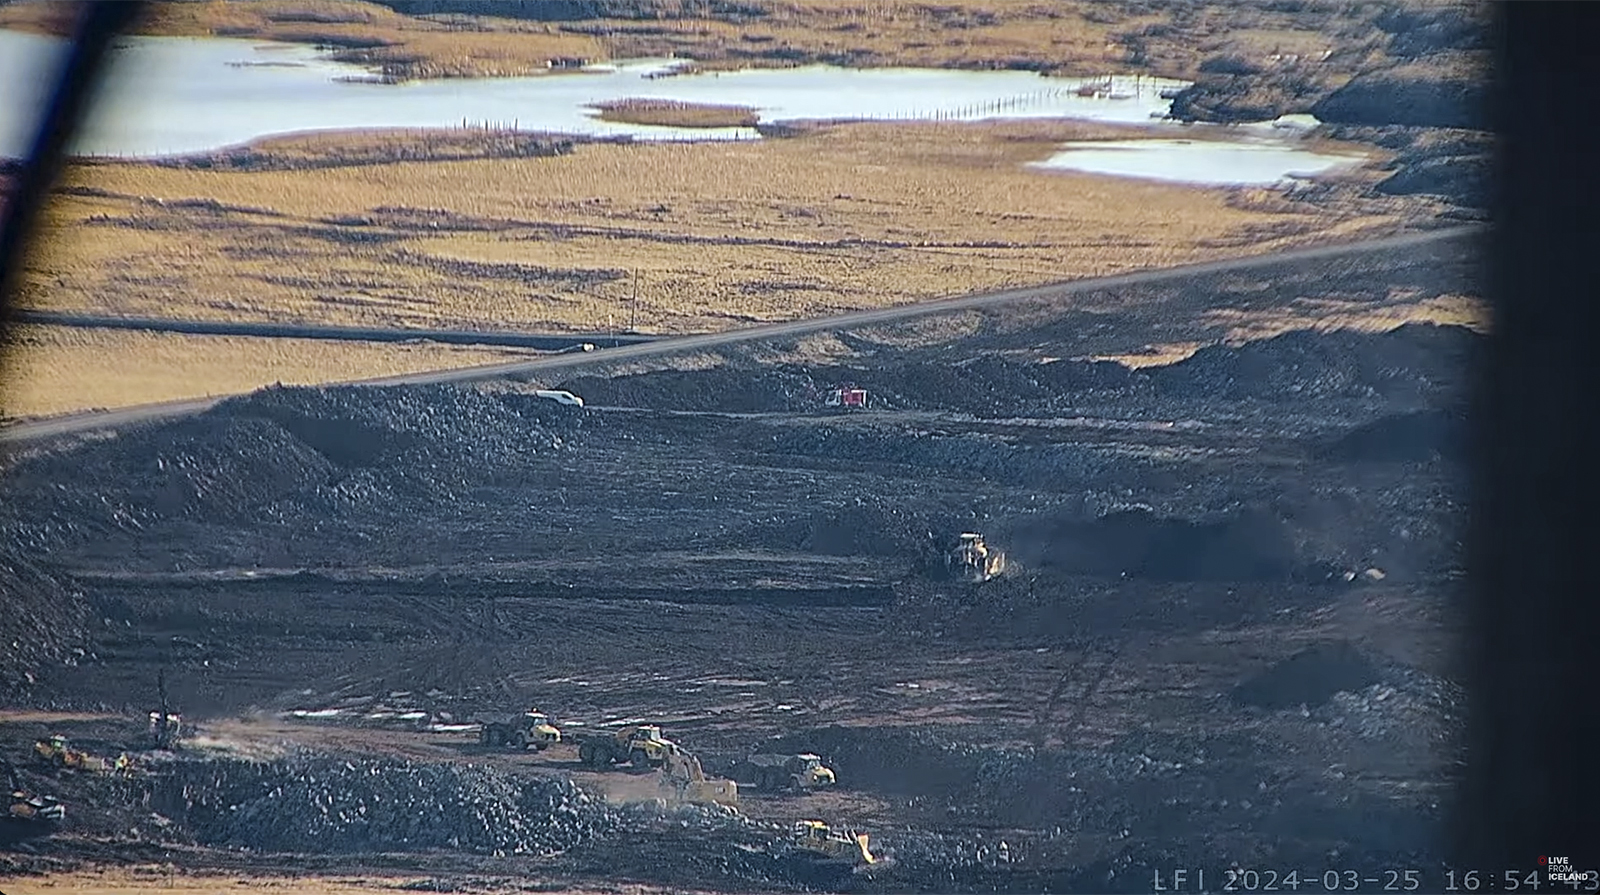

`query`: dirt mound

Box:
[1006,507,1304,582]
[785,498,932,558]
[1376,154,1490,207]
[1150,324,1480,404]
[1231,641,1382,710]
[1311,57,1488,130]
[152,753,610,855]
[215,383,558,469]
[0,384,579,552]
[848,356,1132,416]
[556,368,825,413]
[1168,67,1323,123]
[0,546,90,697]
[556,356,1132,416]
[0,415,337,557]
[1320,408,1467,463]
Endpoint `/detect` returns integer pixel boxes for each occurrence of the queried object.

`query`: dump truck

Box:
[729,752,836,793]
[659,744,739,806]
[786,819,875,866]
[947,532,1006,582]
[478,710,561,751]
[576,724,678,769]
[33,736,108,773]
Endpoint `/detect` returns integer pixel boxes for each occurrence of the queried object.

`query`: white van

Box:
[533,389,585,407]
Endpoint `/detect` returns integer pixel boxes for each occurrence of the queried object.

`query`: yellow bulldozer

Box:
[659,744,739,807]
[787,819,875,866]
[947,532,1006,583]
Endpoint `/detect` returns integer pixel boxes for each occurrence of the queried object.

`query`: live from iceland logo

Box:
[1541,856,1598,885]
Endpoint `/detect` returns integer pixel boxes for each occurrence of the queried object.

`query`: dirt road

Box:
[0,225,1479,445]
[11,310,655,351]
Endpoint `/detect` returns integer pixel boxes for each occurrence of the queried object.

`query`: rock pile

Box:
[1149,325,1479,405]
[154,753,610,855]
[1315,666,1464,741]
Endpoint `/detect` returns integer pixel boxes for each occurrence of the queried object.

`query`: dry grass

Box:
[156,128,582,172]
[590,99,760,129]
[0,0,603,79]
[0,868,696,895]
[22,119,1416,343]
[0,870,694,895]
[0,872,415,895]
[0,326,538,419]
[0,0,1394,82]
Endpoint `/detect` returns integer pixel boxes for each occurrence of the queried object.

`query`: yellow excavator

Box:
[658,744,739,806]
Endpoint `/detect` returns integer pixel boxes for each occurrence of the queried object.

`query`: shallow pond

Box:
[0,30,1183,157]
[0,29,1364,186]
[1029,137,1368,186]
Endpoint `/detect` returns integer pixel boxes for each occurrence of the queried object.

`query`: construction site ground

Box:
[0,235,1478,892]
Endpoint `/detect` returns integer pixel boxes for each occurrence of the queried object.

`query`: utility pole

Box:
[630,274,638,333]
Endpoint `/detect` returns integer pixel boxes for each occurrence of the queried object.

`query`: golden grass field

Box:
[1,117,1437,416]
[0,0,1389,82]
[23,120,1419,337]
[591,99,761,129]
[0,326,538,419]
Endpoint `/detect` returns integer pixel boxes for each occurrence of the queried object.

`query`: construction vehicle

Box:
[4,760,63,834]
[824,385,868,410]
[478,710,561,751]
[147,711,183,749]
[659,744,739,806]
[33,736,109,773]
[729,752,836,793]
[576,724,678,769]
[946,532,1006,583]
[785,819,875,866]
